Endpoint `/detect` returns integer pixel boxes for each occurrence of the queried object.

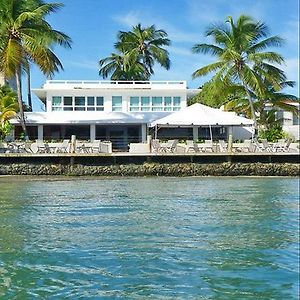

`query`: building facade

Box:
[12,80,190,149]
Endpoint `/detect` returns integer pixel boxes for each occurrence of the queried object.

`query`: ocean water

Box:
[0,176,299,299]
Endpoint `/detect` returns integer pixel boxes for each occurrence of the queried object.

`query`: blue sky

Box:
[29,0,299,110]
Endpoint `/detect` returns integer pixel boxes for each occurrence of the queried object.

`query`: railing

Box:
[44,80,187,89]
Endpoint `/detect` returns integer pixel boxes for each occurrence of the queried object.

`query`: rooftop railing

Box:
[44,80,187,89]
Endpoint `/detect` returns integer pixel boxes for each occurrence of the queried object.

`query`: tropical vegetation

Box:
[99,24,170,80]
[0,85,18,140]
[191,15,295,132]
[0,0,72,139]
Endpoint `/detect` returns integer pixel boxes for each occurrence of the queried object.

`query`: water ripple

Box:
[0,177,299,299]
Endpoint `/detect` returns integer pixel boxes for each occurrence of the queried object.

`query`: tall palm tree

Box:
[0,0,72,139]
[192,15,286,130]
[116,24,171,77]
[99,24,170,80]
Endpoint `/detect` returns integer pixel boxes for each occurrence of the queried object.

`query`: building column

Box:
[141,124,147,142]
[38,125,43,140]
[193,126,198,142]
[90,124,96,141]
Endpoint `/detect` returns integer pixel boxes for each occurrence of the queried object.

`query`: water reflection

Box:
[0,177,298,299]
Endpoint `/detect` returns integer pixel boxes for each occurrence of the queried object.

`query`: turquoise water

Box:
[0,177,299,299]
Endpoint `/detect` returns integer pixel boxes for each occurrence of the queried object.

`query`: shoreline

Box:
[0,162,299,177]
[0,153,299,177]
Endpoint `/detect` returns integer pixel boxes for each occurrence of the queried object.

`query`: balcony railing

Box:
[44,80,187,90]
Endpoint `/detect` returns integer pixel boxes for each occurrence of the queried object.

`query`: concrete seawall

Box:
[0,153,299,176]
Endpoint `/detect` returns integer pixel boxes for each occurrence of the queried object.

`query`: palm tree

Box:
[99,51,149,80]
[0,0,72,139]
[224,80,299,126]
[99,24,170,80]
[192,15,286,130]
[0,85,18,124]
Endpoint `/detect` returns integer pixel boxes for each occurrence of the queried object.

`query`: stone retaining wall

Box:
[0,162,299,176]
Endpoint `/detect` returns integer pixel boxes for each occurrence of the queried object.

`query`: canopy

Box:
[150,103,253,127]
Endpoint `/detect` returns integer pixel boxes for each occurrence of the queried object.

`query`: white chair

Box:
[186,140,201,153]
[151,139,164,153]
[218,140,227,152]
[56,139,69,153]
[36,140,49,153]
[163,140,178,153]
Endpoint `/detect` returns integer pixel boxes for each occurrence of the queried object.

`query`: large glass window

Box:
[74,96,85,111]
[63,96,72,106]
[96,97,104,111]
[112,96,122,111]
[75,96,85,106]
[87,96,95,111]
[164,97,172,111]
[152,97,163,111]
[130,97,139,112]
[141,97,150,111]
[173,96,181,111]
[52,96,62,111]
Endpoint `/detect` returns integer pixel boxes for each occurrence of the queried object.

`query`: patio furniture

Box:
[18,142,33,153]
[0,142,8,153]
[151,139,164,153]
[163,139,178,153]
[273,139,291,152]
[90,140,101,153]
[186,140,201,153]
[199,140,214,152]
[36,140,49,153]
[56,139,70,153]
[218,140,227,152]
[255,139,272,152]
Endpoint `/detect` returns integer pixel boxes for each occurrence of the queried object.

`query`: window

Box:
[152,97,163,111]
[112,96,122,111]
[52,96,62,111]
[130,97,139,111]
[141,97,150,111]
[63,96,72,106]
[164,97,172,111]
[87,96,95,111]
[173,96,181,111]
[75,96,85,111]
[96,97,104,111]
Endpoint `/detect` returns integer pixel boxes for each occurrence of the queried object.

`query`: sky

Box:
[29,0,299,111]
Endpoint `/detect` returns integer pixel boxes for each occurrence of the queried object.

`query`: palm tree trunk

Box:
[241,83,258,136]
[26,65,32,111]
[15,69,28,140]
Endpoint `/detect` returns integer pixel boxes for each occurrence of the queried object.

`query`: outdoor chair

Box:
[151,139,164,153]
[19,143,33,153]
[273,139,291,152]
[36,140,49,153]
[90,140,101,153]
[186,140,201,153]
[200,140,214,152]
[255,139,272,152]
[56,139,70,153]
[218,140,227,152]
[164,139,178,153]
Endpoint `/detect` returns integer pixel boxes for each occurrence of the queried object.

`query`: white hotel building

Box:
[13,80,198,149]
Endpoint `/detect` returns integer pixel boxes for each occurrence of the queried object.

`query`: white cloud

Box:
[111,11,143,28]
[283,58,300,82]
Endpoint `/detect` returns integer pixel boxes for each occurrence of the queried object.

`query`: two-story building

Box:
[12,80,189,149]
